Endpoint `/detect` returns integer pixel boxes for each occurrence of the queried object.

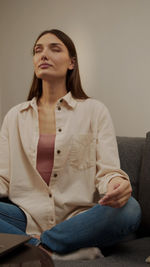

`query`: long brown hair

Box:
[27,29,89,100]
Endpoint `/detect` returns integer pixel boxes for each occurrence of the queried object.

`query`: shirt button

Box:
[54,173,58,177]
[49,193,52,198]
[58,106,61,111]
[50,219,54,224]
[57,150,61,154]
[58,128,62,132]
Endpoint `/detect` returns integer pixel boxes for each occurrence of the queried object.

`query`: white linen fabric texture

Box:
[0,92,129,235]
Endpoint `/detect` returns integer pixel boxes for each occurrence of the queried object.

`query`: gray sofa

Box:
[1,134,150,266]
[54,134,150,267]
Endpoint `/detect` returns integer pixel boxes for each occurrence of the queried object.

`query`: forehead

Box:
[36,33,65,46]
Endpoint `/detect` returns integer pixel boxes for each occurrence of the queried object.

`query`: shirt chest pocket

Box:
[69,134,96,170]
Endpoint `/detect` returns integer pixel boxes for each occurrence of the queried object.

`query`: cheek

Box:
[56,56,71,69]
[33,58,39,74]
[33,55,39,67]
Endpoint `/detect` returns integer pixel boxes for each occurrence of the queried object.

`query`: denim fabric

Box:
[41,197,141,253]
[0,197,141,253]
[0,202,40,246]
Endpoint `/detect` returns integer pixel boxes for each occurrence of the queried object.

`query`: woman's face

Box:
[33,33,74,81]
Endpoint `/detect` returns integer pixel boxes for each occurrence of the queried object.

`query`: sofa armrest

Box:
[117,136,145,199]
[138,132,150,235]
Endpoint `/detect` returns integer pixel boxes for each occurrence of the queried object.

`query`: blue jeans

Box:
[0,197,141,254]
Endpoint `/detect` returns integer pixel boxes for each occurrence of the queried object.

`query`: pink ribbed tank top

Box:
[36,134,55,185]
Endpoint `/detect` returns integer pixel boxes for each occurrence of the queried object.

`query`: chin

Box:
[36,72,53,80]
[36,72,65,81]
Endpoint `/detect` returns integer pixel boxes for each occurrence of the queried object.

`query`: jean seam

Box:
[0,211,25,222]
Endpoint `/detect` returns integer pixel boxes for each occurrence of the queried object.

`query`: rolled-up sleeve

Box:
[95,104,129,195]
[0,115,10,197]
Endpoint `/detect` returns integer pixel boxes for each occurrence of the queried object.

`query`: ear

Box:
[68,57,76,70]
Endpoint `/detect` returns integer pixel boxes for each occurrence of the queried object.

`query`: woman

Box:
[0,29,141,259]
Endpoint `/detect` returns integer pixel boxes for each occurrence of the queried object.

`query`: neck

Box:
[40,79,67,105]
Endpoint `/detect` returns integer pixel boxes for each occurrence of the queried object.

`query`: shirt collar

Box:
[19,97,37,112]
[19,92,77,112]
[61,92,77,109]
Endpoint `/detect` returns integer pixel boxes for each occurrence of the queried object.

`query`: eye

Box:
[52,47,61,52]
[50,44,62,52]
[34,48,42,54]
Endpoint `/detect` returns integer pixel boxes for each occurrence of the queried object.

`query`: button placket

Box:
[48,196,56,225]
[50,218,54,224]
[56,98,64,133]
[54,100,64,179]
[54,173,58,178]
[47,191,55,225]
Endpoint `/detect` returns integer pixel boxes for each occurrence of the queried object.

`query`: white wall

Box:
[0,73,2,126]
[0,0,150,137]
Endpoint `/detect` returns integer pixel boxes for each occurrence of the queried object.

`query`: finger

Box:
[102,187,123,202]
[111,195,130,208]
[106,187,132,202]
[107,183,131,200]
[99,182,131,205]
[100,193,131,208]
[100,189,131,205]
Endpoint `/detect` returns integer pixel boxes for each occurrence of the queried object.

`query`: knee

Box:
[119,197,141,232]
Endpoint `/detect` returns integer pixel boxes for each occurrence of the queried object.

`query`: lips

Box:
[39,63,52,69]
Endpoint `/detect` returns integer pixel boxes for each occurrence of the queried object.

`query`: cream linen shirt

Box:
[0,92,128,235]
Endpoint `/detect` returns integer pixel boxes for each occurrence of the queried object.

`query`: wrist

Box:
[108,176,128,184]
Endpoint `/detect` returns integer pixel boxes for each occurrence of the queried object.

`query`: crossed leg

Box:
[0,197,141,254]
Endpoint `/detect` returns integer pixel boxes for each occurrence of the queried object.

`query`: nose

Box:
[41,54,48,61]
[40,48,49,61]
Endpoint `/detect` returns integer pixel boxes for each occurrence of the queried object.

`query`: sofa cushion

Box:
[117,136,145,199]
[138,132,150,235]
[54,237,150,267]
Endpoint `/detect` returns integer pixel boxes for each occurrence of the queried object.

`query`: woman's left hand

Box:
[99,177,132,208]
